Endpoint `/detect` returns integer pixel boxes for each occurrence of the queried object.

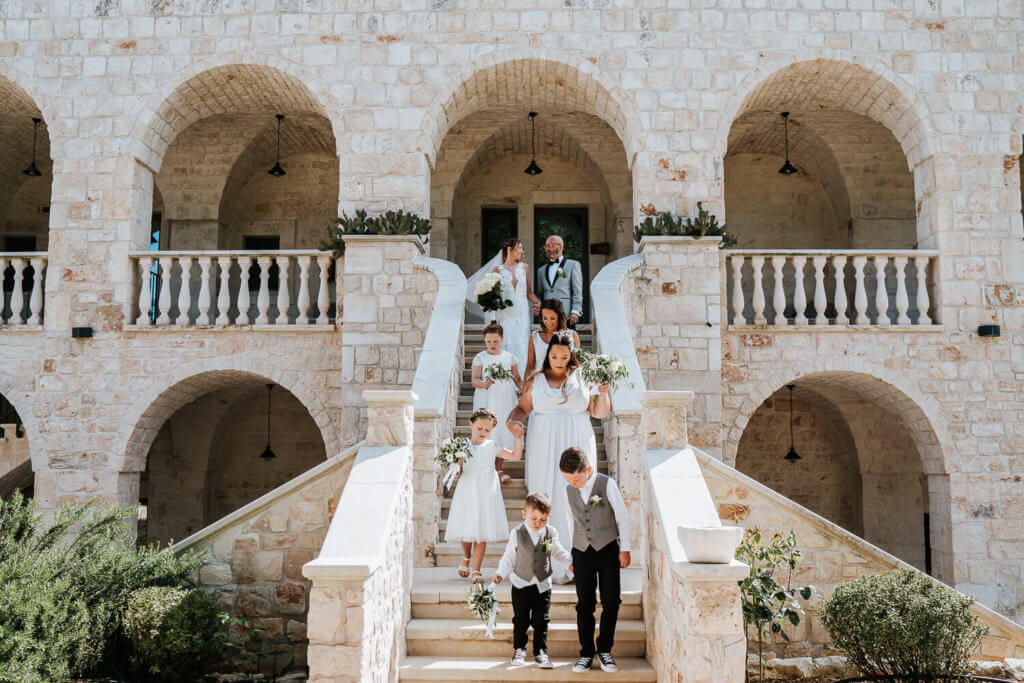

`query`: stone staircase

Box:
[400,324,655,681]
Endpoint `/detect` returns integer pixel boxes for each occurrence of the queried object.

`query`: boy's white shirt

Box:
[567,471,633,552]
[495,523,572,592]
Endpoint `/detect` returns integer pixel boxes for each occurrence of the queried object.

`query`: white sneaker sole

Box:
[598,662,618,672]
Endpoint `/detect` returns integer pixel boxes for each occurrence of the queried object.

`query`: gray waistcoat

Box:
[566,474,619,551]
[513,524,552,582]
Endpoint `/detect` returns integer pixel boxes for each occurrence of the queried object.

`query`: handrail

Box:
[411,255,467,417]
[724,248,939,257]
[590,254,646,416]
[130,249,328,257]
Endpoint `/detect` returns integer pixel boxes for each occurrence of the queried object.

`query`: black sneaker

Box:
[572,656,593,673]
[596,652,618,673]
[511,648,526,666]
[535,651,553,669]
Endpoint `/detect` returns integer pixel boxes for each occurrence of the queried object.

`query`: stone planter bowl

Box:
[677,525,744,563]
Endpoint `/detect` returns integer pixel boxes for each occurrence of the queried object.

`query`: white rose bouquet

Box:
[474,273,513,313]
[576,349,631,391]
[484,363,514,383]
[466,582,501,638]
[434,436,473,492]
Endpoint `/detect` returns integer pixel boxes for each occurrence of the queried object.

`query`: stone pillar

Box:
[641,390,694,450]
[630,236,723,457]
[364,389,416,447]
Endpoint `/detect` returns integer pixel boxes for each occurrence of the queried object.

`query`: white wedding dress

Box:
[466,256,531,371]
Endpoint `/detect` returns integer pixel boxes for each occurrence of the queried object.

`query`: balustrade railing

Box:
[1,253,47,327]
[129,251,337,327]
[724,250,939,328]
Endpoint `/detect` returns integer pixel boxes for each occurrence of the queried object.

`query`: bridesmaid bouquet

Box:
[475,273,513,312]
[466,582,501,638]
[576,349,631,391]
[435,436,473,492]
[483,363,514,383]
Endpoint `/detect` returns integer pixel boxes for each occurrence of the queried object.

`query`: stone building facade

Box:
[0,0,1023,663]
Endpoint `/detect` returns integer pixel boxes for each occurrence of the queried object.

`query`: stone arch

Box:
[0,72,53,249]
[0,374,44,475]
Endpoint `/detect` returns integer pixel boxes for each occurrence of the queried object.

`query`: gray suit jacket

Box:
[536,257,583,318]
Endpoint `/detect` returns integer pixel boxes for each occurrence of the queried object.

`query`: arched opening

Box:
[134,372,327,546]
[430,59,634,315]
[0,394,31,498]
[145,64,338,251]
[734,372,951,581]
[725,60,928,250]
[0,76,51,252]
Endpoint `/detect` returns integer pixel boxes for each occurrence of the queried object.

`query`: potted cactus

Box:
[632,203,737,249]
[321,209,431,258]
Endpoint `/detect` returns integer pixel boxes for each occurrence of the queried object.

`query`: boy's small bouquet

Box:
[483,363,514,383]
[576,349,631,391]
[466,582,501,638]
[475,273,513,312]
[434,436,473,492]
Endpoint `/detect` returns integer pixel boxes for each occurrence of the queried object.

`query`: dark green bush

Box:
[124,586,229,681]
[819,568,988,679]
[0,491,204,682]
[321,208,431,256]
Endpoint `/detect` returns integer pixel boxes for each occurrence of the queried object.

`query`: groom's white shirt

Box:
[546,257,564,286]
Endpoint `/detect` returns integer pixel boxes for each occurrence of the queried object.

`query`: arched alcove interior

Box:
[0,393,31,498]
[0,76,51,253]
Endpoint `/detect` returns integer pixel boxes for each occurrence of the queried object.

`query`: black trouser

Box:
[573,541,621,657]
[511,584,551,654]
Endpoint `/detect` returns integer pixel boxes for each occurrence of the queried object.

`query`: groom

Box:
[535,235,584,327]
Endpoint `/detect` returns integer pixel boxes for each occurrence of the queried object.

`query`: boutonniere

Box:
[588,494,604,507]
[557,267,565,277]
[538,537,552,554]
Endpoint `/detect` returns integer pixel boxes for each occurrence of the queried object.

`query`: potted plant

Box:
[632,203,738,248]
[321,208,431,259]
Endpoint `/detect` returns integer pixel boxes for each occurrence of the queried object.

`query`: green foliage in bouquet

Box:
[632,203,737,248]
[466,583,500,638]
[575,348,631,391]
[819,568,988,680]
[484,363,514,383]
[321,209,431,257]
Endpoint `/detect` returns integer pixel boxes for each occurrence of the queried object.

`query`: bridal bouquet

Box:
[434,436,473,492]
[484,363,514,383]
[466,582,501,638]
[474,273,513,312]
[576,349,631,391]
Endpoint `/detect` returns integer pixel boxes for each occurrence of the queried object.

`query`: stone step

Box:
[440,459,608,482]
[433,541,513,565]
[405,619,647,657]
[441,497,527,523]
[464,324,594,333]
[399,656,656,681]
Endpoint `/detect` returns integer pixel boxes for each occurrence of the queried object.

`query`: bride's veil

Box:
[465,250,503,323]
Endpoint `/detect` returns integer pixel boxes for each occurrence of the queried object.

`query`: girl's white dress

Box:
[525,368,598,556]
[487,263,530,370]
[472,350,519,450]
[445,439,509,543]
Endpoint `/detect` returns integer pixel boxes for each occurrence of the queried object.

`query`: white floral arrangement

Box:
[484,363,514,383]
[466,582,501,638]
[576,349,631,391]
[588,494,604,507]
[474,273,512,312]
[434,436,473,492]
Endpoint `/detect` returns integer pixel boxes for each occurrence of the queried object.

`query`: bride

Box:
[466,238,541,369]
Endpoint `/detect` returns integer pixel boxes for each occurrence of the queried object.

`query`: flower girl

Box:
[446,408,523,582]
[471,322,522,485]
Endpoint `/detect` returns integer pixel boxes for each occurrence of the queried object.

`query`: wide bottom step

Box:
[405,619,646,657]
[399,655,655,681]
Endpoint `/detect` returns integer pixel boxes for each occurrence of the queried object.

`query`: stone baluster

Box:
[914,256,932,325]
[316,255,331,325]
[136,256,153,325]
[0,256,7,324]
[852,256,868,325]
[832,255,848,325]
[793,256,809,325]
[296,255,312,325]
[9,258,25,325]
[197,257,213,325]
[156,256,173,325]
[751,256,767,325]
[255,256,272,324]
[27,258,44,325]
[175,256,192,326]
[874,256,890,326]
[894,256,910,325]
[729,256,743,325]
[237,256,252,324]
[275,257,291,325]
[215,257,232,325]
[770,255,786,326]
[812,255,827,325]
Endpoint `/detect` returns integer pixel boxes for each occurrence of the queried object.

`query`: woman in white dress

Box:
[527,299,581,373]
[506,333,611,581]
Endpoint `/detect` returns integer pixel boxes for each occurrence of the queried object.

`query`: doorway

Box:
[480,207,518,266]
[534,206,589,322]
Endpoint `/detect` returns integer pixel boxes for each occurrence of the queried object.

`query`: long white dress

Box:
[472,349,520,450]
[445,439,509,543]
[524,369,598,560]
[487,263,531,371]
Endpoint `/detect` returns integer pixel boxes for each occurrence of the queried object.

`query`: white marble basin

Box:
[677,525,744,564]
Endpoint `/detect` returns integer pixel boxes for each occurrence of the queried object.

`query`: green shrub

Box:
[632,203,738,248]
[124,586,229,681]
[819,568,989,679]
[0,491,204,682]
[321,208,431,256]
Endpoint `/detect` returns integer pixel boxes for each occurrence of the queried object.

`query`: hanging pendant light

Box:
[778,112,798,176]
[259,384,277,460]
[22,117,42,177]
[268,114,286,177]
[784,384,801,461]
[524,112,543,176]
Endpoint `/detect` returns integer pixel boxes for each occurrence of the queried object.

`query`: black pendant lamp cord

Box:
[266,384,272,448]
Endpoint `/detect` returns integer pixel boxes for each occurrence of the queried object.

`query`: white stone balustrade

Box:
[724,250,939,328]
[129,251,337,327]
[0,253,47,327]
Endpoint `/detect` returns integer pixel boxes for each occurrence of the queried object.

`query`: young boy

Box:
[559,447,632,674]
[493,492,572,669]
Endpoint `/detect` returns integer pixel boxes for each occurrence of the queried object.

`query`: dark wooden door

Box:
[480,207,518,266]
